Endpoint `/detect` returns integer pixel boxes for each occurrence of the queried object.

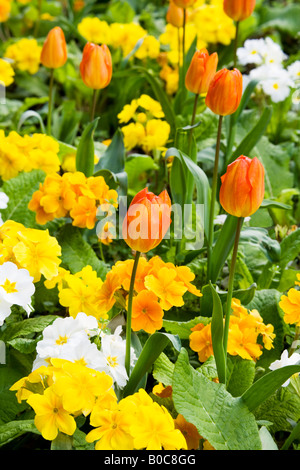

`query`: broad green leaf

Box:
[210,283,226,384]
[0,315,57,343]
[242,366,300,412]
[200,282,257,317]
[172,348,262,450]
[163,316,210,340]
[56,224,108,279]
[1,170,46,228]
[76,118,99,177]
[226,357,256,398]
[152,352,175,387]
[125,154,158,196]
[278,228,300,271]
[239,227,281,263]
[259,3,300,35]
[0,420,39,447]
[122,332,181,397]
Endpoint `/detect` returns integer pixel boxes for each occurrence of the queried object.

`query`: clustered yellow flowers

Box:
[4,38,42,75]
[77,17,160,61]
[10,359,187,450]
[190,298,276,363]
[28,171,118,229]
[0,220,61,283]
[45,256,201,334]
[0,131,61,181]
[118,94,171,153]
[161,0,235,66]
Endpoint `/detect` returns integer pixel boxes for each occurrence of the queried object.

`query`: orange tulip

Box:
[205,68,243,116]
[40,27,67,69]
[185,49,218,95]
[122,188,172,253]
[80,42,112,90]
[223,0,256,22]
[173,0,197,8]
[219,155,265,217]
[166,1,185,28]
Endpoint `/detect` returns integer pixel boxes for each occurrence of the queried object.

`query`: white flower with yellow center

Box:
[237,38,266,66]
[0,261,35,313]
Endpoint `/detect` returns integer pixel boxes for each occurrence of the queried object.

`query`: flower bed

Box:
[0,0,299,452]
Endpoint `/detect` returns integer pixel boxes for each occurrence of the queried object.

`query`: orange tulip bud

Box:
[205,68,243,116]
[166,1,185,28]
[219,155,265,217]
[80,42,112,90]
[173,0,197,8]
[122,188,172,253]
[40,27,67,69]
[223,0,256,22]
[185,49,218,95]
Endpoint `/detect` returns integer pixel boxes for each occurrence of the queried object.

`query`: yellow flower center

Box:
[1,279,18,294]
[107,356,118,368]
[273,83,279,89]
[53,407,59,414]
[251,50,257,55]
[55,335,69,345]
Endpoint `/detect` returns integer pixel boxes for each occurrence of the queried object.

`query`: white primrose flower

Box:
[237,38,266,66]
[0,296,13,326]
[56,336,108,371]
[0,261,35,317]
[36,315,90,359]
[100,327,137,389]
[0,191,9,210]
[260,68,295,103]
[287,60,300,83]
[261,37,288,67]
[269,349,300,387]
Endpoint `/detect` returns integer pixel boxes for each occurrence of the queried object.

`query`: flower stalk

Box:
[223,216,244,358]
[47,68,55,136]
[125,250,141,376]
[207,114,223,282]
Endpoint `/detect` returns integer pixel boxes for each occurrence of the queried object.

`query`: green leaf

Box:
[0,420,39,447]
[210,283,226,384]
[56,224,108,279]
[122,332,181,397]
[259,4,300,35]
[228,106,272,165]
[172,349,262,450]
[152,352,175,387]
[76,118,99,177]
[165,147,211,239]
[242,366,300,412]
[210,215,239,283]
[239,227,281,263]
[278,228,300,271]
[125,154,158,196]
[163,316,210,340]
[94,128,127,196]
[226,357,256,398]
[17,110,46,134]
[259,426,279,450]
[0,315,57,343]
[1,169,46,228]
[200,282,257,317]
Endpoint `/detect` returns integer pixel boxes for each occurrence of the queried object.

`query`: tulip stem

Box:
[125,250,141,377]
[188,93,199,156]
[47,68,55,136]
[233,21,240,69]
[182,8,186,76]
[91,89,98,121]
[223,216,243,359]
[207,114,223,282]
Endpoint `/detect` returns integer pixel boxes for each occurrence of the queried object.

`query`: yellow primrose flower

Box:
[130,401,187,450]
[78,17,111,44]
[121,122,146,151]
[142,119,171,152]
[86,406,134,450]
[137,94,165,118]
[117,100,138,124]
[27,386,77,441]
[52,361,116,416]
[0,58,14,86]
[279,288,300,327]
[144,266,187,311]
[5,38,42,75]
